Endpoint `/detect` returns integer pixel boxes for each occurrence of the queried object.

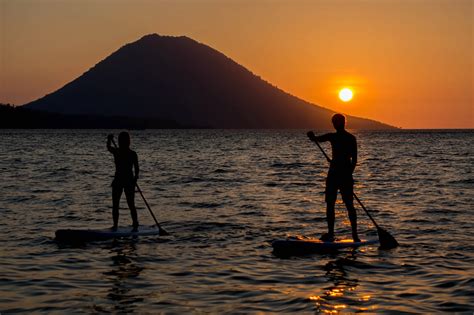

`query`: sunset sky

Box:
[1,0,472,128]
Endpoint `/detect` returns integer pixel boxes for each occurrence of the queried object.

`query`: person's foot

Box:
[111,225,118,232]
[320,233,335,242]
[353,236,361,243]
[132,223,139,232]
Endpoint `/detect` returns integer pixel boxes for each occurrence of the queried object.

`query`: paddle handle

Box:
[312,139,332,164]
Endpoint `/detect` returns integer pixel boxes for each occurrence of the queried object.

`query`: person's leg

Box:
[323,174,337,241]
[345,200,360,242]
[125,185,139,231]
[112,185,123,230]
[341,177,360,242]
[326,201,335,237]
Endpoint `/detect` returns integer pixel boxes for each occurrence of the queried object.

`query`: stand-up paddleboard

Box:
[272,236,379,256]
[55,225,161,243]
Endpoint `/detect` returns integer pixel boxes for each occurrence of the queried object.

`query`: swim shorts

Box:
[325,170,354,203]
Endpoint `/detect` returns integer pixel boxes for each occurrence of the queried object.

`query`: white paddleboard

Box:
[272,235,379,256]
[55,225,161,243]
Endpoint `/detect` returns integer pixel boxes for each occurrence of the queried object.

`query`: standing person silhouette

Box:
[107,132,139,232]
[307,114,360,242]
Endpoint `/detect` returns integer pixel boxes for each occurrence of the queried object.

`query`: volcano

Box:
[25,34,394,129]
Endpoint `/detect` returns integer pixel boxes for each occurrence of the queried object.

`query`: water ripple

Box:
[0,129,472,313]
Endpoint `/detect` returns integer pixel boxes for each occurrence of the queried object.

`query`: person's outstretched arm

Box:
[307,131,331,142]
[107,134,116,153]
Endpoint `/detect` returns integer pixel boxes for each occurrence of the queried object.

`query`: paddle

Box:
[111,138,169,236]
[307,131,399,249]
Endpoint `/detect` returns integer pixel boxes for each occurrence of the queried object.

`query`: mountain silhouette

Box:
[24,34,394,129]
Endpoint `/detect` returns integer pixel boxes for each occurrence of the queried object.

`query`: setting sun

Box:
[339,88,353,102]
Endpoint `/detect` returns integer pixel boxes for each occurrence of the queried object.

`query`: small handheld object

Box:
[307,131,316,142]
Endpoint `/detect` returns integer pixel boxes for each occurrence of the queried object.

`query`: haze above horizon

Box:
[0,0,472,129]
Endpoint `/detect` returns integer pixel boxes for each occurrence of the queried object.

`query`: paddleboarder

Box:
[307,114,360,242]
[107,132,139,232]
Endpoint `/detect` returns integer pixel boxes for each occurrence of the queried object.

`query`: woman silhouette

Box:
[107,132,139,231]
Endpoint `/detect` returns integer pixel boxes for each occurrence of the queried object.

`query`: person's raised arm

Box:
[107,134,115,153]
[307,131,332,143]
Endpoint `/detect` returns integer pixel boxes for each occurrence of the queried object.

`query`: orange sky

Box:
[0,0,472,128]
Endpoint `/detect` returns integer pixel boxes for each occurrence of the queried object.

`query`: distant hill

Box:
[24,34,394,129]
[0,104,190,129]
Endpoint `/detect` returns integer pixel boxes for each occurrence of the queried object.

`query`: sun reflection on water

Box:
[307,253,377,313]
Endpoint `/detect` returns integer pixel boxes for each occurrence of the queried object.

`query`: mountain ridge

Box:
[24,33,396,129]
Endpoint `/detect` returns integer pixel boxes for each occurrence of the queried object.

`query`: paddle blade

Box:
[377,227,399,249]
[159,227,170,236]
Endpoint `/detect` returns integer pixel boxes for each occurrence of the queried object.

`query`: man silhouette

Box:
[107,132,139,232]
[307,114,360,242]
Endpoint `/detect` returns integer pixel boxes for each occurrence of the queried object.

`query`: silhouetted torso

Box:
[110,148,138,185]
[319,130,357,174]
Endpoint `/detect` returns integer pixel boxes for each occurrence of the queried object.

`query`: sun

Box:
[339,88,353,102]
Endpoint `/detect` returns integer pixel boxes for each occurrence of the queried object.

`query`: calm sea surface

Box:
[0,130,473,313]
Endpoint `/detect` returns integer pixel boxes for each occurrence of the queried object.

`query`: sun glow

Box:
[339,88,353,102]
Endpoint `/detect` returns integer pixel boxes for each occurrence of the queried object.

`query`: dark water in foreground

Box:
[0,130,473,313]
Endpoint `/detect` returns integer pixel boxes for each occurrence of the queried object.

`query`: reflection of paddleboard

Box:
[55,225,161,243]
[272,236,379,256]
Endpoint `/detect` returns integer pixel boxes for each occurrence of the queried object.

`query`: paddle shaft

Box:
[135,182,161,227]
[110,138,166,231]
[311,139,381,229]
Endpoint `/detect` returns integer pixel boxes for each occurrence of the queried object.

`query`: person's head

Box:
[332,113,346,131]
[118,131,131,149]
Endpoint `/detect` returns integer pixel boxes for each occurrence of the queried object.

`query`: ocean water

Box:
[0,129,472,313]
